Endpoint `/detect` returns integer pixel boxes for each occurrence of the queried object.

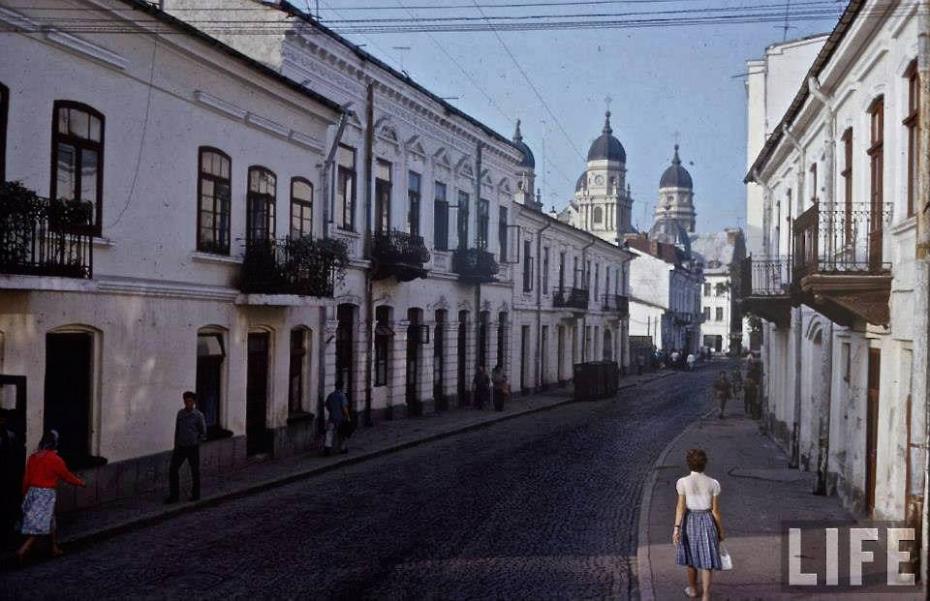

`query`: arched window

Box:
[290,177,313,239]
[197,147,231,254]
[247,166,276,244]
[593,206,603,224]
[51,101,104,232]
[374,305,392,387]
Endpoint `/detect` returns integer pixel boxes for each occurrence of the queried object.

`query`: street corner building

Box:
[0,0,633,512]
[743,0,930,577]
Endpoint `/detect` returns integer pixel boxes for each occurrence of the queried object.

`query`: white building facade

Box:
[691,229,747,354]
[744,0,927,573]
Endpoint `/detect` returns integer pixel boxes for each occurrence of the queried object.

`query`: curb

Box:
[635,408,715,601]
[2,369,684,567]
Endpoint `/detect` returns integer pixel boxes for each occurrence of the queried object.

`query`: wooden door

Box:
[45,333,92,466]
[246,332,271,456]
[865,348,881,514]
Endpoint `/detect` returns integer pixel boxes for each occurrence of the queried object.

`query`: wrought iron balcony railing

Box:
[370,229,430,281]
[602,293,629,317]
[740,255,790,297]
[240,236,337,297]
[553,286,589,310]
[792,201,892,284]
[0,184,93,279]
[451,247,499,283]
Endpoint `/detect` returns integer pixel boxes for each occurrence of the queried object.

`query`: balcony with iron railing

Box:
[553,286,589,311]
[739,255,792,327]
[370,229,430,282]
[602,293,629,317]
[790,201,892,326]
[240,236,342,298]
[451,247,499,284]
[0,183,93,282]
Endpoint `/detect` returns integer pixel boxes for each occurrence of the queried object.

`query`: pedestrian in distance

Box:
[16,430,86,564]
[673,448,726,601]
[491,363,509,412]
[473,366,491,410]
[686,353,696,371]
[323,380,351,456]
[713,371,731,419]
[165,391,206,504]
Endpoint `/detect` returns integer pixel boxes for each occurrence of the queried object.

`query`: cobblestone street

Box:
[2,367,719,601]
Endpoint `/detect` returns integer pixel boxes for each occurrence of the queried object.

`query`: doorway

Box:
[457,311,468,406]
[45,332,92,466]
[246,332,271,456]
[406,308,423,416]
[865,348,880,514]
[434,310,445,410]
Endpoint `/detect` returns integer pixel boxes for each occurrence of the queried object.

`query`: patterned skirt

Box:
[21,487,57,535]
[675,509,722,570]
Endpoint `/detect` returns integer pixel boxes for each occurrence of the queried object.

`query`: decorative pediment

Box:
[456,156,475,180]
[497,177,513,195]
[457,299,472,312]
[378,125,399,146]
[430,296,450,311]
[480,170,494,190]
[347,111,363,130]
[433,148,452,171]
[405,135,426,159]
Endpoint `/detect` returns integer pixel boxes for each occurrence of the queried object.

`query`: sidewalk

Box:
[5,369,677,563]
[637,405,923,601]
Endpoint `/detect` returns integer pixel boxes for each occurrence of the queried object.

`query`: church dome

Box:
[659,144,692,189]
[650,213,691,255]
[575,172,587,192]
[512,120,535,169]
[587,111,626,163]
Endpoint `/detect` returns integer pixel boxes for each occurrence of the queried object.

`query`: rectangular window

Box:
[572,256,579,288]
[586,260,592,290]
[408,171,421,237]
[704,282,711,296]
[247,167,276,244]
[842,128,853,240]
[542,247,550,294]
[477,198,490,249]
[457,191,469,248]
[715,307,724,321]
[703,307,710,321]
[594,263,600,298]
[810,162,818,205]
[288,329,307,415]
[375,159,392,234]
[336,145,356,231]
[290,178,313,239]
[523,239,533,292]
[433,182,448,251]
[559,252,565,290]
[498,206,508,262]
[905,61,919,217]
[374,307,392,387]
[868,97,884,261]
[197,147,231,254]
[51,102,104,233]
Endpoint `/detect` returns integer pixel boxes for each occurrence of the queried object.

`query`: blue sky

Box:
[315,0,845,234]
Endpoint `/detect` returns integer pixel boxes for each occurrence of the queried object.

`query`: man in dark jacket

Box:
[165,391,206,503]
[324,380,350,456]
[473,366,491,410]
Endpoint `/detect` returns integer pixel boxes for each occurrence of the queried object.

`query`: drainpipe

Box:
[474,142,483,376]
[535,220,552,390]
[782,124,805,470]
[914,0,930,589]
[362,82,376,427]
[580,237,596,361]
[808,76,835,496]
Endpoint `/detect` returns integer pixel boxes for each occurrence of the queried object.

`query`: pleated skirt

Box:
[675,509,722,570]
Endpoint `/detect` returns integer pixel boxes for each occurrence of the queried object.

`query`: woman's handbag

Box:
[719,544,733,570]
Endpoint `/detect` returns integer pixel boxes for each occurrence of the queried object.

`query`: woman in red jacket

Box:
[16,430,85,563]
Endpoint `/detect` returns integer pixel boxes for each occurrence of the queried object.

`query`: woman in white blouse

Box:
[673,448,725,600]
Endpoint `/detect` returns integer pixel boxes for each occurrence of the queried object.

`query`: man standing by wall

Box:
[324,381,350,456]
[165,391,206,504]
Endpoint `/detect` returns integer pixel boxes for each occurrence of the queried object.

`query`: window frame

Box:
[375,159,392,234]
[477,198,490,249]
[288,328,308,415]
[433,181,449,251]
[289,177,314,239]
[522,239,533,292]
[336,144,357,232]
[0,82,7,182]
[50,100,105,234]
[904,60,919,218]
[841,127,853,241]
[868,96,884,234]
[498,206,508,261]
[196,147,232,255]
[542,247,550,294]
[456,190,470,249]
[246,165,277,244]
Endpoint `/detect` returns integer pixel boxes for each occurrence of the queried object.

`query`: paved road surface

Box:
[2,367,721,601]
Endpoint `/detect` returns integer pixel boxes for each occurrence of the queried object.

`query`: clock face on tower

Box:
[594,175,605,185]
